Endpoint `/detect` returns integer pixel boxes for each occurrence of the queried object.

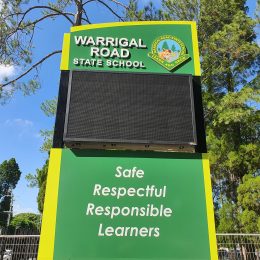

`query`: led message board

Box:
[63,71,197,150]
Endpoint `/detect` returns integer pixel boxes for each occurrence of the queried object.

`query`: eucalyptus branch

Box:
[4,10,76,44]
[26,13,75,27]
[83,0,95,6]
[73,0,82,5]
[5,13,61,40]
[0,50,62,89]
[4,5,74,25]
[82,7,91,23]
[109,0,128,9]
[81,17,91,23]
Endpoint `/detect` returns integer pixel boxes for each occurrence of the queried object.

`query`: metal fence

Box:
[0,233,259,259]
[0,235,39,260]
[217,234,260,260]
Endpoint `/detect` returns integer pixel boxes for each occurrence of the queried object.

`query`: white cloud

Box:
[4,118,35,137]
[14,118,33,127]
[4,118,34,127]
[0,64,16,82]
[3,119,43,140]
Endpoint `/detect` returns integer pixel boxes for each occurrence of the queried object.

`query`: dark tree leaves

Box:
[0,158,21,227]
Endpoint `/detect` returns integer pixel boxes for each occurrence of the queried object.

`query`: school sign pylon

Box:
[38,21,218,260]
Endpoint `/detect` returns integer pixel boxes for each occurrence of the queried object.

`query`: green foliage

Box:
[0,1,39,100]
[238,175,260,212]
[0,158,21,189]
[219,175,260,233]
[26,97,56,212]
[126,0,163,21]
[9,213,41,234]
[125,0,144,21]
[8,0,257,232]
[127,0,260,233]
[218,203,239,233]
[142,1,163,21]
[41,98,57,117]
[38,97,57,153]
[26,160,48,213]
[36,160,48,213]
[0,158,21,227]
[237,175,260,232]
[39,129,54,152]
[0,0,128,101]
[37,178,47,213]
[239,209,259,233]
[162,0,200,21]
[162,0,259,202]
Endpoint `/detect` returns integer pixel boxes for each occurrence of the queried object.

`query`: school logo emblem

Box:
[148,35,190,71]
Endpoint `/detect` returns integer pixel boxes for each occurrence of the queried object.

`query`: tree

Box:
[18,0,259,231]
[0,0,132,102]
[237,174,260,233]
[126,0,260,232]
[0,158,21,227]
[162,41,169,50]
[26,97,56,213]
[162,0,259,230]
[39,98,57,152]
[26,160,49,214]
[30,0,163,213]
[125,0,162,21]
[1,0,134,212]
[218,202,239,233]
[9,213,41,234]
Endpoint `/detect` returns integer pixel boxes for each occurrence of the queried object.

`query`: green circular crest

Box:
[148,35,190,71]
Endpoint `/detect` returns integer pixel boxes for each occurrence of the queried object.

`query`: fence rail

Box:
[0,233,259,259]
[217,234,260,260]
[0,235,39,260]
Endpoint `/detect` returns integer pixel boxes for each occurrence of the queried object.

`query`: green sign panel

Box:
[60,21,201,75]
[38,149,218,260]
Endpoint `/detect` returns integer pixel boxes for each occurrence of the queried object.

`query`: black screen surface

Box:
[64,71,196,145]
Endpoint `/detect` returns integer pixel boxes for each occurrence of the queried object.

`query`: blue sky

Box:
[0,0,258,215]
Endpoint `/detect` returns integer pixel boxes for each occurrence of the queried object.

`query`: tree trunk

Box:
[74,0,83,26]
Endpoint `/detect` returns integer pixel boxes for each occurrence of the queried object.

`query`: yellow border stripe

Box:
[38,149,62,260]
[191,22,201,76]
[60,33,70,70]
[202,154,218,260]
[71,21,195,32]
